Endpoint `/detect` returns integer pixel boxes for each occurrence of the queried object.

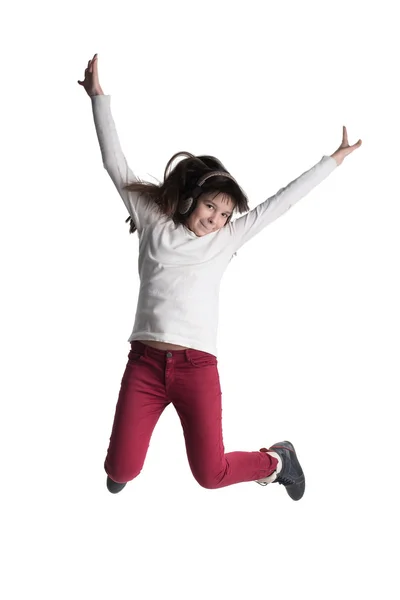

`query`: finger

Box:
[346,140,362,155]
[348,139,361,149]
[343,125,348,146]
[91,56,98,74]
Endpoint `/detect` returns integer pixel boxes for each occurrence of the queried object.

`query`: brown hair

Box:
[122,151,250,234]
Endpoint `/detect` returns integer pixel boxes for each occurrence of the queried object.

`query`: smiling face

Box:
[185,192,235,237]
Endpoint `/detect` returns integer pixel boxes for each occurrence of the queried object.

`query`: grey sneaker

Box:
[106,476,127,494]
[257,441,305,501]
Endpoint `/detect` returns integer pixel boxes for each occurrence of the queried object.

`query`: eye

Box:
[206,204,228,218]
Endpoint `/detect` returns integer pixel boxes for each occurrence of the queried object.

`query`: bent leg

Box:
[172,359,278,489]
[105,352,169,484]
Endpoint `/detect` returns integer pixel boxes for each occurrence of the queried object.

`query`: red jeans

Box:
[104,341,278,488]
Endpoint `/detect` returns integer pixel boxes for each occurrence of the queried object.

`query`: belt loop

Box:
[184,349,191,362]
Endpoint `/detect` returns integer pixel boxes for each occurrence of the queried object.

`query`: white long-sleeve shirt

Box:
[91,94,338,356]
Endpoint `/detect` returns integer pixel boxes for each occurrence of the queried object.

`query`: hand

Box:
[77,53,104,97]
[331,126,362,166]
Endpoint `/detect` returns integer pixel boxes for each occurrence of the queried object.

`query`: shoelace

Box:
[256,475,294,487]
[276,475,294,486]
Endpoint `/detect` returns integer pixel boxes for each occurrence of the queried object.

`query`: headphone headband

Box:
[196,170,237,187]
[179,170,238,215]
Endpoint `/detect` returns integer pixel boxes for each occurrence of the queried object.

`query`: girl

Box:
[78,53,361,500]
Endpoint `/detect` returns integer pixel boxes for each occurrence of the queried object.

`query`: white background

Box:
[1,0,399,598]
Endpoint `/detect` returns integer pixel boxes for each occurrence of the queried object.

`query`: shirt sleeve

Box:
[90,94,160,234]
[228,155,337,252]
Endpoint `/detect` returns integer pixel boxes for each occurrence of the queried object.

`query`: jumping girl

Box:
[78,53,362,500]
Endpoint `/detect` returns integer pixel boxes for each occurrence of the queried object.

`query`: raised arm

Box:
[228,126,362,252]
[78,54,158,234]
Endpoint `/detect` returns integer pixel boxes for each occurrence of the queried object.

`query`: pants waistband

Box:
[130,340,216,363]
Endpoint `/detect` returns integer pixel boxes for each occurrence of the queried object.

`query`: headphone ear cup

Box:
[179,184,203,215]
[178,196,194,215]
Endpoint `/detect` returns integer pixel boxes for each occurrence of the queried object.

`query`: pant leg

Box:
[170,350,278,489]
[104,346,170,483]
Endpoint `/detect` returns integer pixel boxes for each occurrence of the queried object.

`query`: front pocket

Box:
[128,351,144,363]
[188,355,217,368]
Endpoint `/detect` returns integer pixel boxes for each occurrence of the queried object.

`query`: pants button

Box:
[166,352,173,358]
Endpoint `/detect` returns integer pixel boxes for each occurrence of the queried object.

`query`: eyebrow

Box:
[206,200,233,215]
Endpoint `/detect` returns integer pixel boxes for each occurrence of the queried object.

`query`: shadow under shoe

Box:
[106,476,127,494]
[259,441,305,501]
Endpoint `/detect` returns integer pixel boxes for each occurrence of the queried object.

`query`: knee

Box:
[192,469,223,490]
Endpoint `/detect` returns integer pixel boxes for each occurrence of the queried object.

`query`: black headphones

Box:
[178,171,238,216]
[125,170,238,232]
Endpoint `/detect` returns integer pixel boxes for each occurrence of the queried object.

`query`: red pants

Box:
[104,341,278,487]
